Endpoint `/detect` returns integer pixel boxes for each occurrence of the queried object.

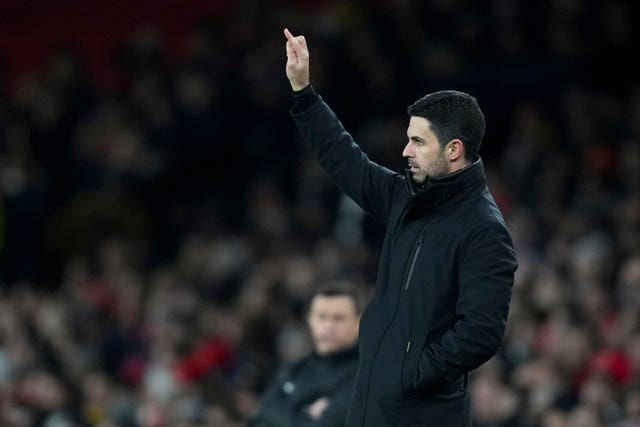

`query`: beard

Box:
[411,153,449,184]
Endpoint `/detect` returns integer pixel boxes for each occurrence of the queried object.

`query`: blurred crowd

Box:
[1,0,639,426]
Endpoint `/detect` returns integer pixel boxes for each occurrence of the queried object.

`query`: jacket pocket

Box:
[432,373,467,399]
[400,338,419,395]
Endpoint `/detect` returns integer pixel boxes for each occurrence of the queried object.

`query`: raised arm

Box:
[283,28,403,225]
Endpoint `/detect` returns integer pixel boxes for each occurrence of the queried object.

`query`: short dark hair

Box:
[407,90,485,161]
[311,280,363,314]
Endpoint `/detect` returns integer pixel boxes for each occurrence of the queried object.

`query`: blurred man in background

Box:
[249,280,360,427]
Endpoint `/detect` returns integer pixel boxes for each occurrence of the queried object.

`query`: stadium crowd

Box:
[0,1,638,426]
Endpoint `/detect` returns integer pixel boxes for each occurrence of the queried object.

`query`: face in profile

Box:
[307,295,360,355]
[403,116,450,183]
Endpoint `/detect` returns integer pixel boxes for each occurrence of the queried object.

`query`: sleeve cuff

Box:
[291,84,319,113]
[415,351,450,390]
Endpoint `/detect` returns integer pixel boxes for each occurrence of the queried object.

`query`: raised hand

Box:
[284,28,310,91]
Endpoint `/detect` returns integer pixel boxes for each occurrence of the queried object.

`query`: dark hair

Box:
[311,280,363,314]
[407,90,485,161]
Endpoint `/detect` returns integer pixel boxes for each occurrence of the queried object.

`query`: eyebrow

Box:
[408,135,425,143]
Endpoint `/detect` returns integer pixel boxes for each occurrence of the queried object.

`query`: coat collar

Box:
[404,157,486,214]
[312,342,359,362]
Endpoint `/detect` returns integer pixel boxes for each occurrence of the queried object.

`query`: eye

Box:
[409,137,424,146]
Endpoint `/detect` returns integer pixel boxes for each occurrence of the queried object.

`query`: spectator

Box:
[249,280,360,427]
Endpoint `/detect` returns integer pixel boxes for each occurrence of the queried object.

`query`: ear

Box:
[446,139,465,161]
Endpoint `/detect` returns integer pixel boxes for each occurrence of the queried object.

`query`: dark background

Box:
[0,1,638,426]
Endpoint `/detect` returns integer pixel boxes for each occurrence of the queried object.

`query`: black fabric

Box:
[291,90,517,427]
[249,345,359,427]
[292,84,318,112]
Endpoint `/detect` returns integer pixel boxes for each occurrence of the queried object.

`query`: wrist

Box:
[290,80,310,92]
[291,84,318,113]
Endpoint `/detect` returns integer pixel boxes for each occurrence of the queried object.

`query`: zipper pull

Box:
[406,340,411,352]
[403,236,425,291]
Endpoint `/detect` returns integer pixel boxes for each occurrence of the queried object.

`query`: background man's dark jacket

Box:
[291,86,517,427]
[249,344,359,427]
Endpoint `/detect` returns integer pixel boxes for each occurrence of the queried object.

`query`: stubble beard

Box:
[412,153,450,184]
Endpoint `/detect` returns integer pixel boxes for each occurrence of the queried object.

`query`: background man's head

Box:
[307,280,361,355]
[404,90,485,183]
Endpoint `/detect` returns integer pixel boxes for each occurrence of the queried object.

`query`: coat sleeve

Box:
[414,221,517,389]
[250,357,356,427]
[290,87,400,226]
[294,373,356,427]
[248,366,297,427]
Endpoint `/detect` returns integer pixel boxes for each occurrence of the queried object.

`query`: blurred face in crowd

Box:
[307,295,360,355]
[403,116,451,183]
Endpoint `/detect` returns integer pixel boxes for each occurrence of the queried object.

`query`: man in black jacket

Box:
[283,28,518,427]
[249,280,361,426]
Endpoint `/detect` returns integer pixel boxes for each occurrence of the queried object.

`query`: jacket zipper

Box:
[360,203,415,427]
[360,207,426,426]
[404,234,424,290]
[402,234,423,394]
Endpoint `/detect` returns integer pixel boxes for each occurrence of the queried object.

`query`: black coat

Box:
[249,345,359,427]
[291,86,517,427]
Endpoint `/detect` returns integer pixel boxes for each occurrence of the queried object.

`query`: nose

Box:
[402,142,413,158]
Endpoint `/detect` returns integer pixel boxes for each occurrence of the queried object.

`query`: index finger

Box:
[284,28,305,53]
[284,28,295,42]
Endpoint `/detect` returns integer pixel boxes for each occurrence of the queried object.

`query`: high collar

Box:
[313,342,358,363]
[404,157,486,214]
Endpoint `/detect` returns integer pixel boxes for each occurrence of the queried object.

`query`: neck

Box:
[405,156,483,197]
[404,157,486,215]
[447,158,470,174]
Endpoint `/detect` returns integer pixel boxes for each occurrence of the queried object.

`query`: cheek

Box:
[428,146,445,161]
[417,148,435,164]
[338,323,357,338]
